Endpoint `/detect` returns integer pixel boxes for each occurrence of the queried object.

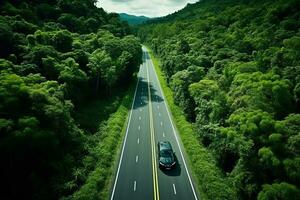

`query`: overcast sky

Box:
[96,0,199,18]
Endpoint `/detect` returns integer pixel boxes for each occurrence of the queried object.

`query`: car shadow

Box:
[160,154,181,176]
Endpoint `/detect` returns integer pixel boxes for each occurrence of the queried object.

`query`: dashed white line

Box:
[137,138,140,144]
[134,181,137,191]
[163,132,165,137]
[160,122,163,126]
[157,105,160,109]
[136,155,139,163]
[173,184,177,195]
[138,125,141,130]
[140,108,142,112]
[139,116,141,120]
[159,113,161,117]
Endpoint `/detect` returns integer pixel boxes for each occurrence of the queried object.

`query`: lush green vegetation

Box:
[0,0,141,199]
[139,0,300,199]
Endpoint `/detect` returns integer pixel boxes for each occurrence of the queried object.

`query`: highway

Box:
[110,47,199,200]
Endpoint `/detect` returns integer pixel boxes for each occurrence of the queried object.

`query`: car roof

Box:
[159,141,172,151]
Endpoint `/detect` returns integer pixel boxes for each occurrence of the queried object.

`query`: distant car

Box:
[158,141,176,170]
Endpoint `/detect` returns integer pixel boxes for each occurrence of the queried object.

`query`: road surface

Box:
[110,47,199,200]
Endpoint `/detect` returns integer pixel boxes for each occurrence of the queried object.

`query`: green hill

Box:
[139,0,300,199]
[119,13,150,25]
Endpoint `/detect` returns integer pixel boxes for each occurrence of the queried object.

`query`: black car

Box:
[158,141,176,170]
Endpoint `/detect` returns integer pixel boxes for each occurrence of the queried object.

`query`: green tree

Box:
[87,49,112,94]
[258,182,300,200]
[189,79,228,125]
[177,39,190,54]
[171,66,205,120]
[0,19,14,57]
[52,30,73,52]
[57,13,80,32]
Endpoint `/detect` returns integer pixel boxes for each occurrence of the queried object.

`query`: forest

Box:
[138,0,300,199]
[0,0,141,199]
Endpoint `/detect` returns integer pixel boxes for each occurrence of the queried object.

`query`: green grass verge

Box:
[146,46,237,200]
[69,82,135,200]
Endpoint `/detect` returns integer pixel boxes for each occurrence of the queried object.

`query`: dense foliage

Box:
[0,0,141,199]
[139,0,300,199]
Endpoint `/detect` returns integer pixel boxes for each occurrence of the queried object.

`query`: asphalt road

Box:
[110,47,199,200]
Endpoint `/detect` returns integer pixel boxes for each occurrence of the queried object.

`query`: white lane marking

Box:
[160,122,163,126]
[140,101,142,105]
[139,116,141,120]
[157,105,159,109]
[140,108,142,112]
[137,138,140,144]
[159,113,161,117]
[136,155,139,163]
[138,125,141,130]
[173,184,177,195]
[110,64,141,200]
[148,48,199,200]
[134,181,137,191]
[163,132,165,137]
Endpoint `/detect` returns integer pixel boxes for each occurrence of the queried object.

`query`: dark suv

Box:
[158,141,176,170]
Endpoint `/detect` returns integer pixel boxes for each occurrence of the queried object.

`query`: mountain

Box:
[119,13,150,25]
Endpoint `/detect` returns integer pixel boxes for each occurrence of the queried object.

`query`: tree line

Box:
[138,0,300,199]
[0,0,142,199]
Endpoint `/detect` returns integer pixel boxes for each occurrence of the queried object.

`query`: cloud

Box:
[96,0,199,17]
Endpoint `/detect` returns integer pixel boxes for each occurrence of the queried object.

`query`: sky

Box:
[96,0,199,18]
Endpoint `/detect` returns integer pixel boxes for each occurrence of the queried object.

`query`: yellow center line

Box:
[146,52,160,200]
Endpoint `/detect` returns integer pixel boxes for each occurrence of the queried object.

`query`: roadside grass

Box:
[69,81,136,200]
[146,47,236,200]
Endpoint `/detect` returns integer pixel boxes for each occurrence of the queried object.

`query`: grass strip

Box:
[146,46,237,200]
